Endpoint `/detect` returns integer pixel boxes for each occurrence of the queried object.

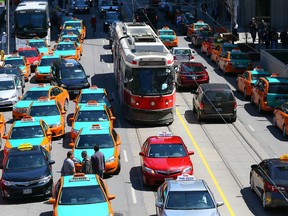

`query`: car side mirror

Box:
[250,164,257,169]
[108,194,116,200]
[73,99,77,103]
[110,116,116,120]
[139,152,145,156]
[69,117,75,121]
[48,198,56,204]
[155,201,163,208]
[188,150,194,155]
[2,135,7,139]
[86,75,90,78]
[250,83,255,87]
[216,201,224,207]
[47,131,52,136]
[61,111,66,114]
[191,90,198,94]
[49,160,55,165]
[50,96,56,99]
[69,142,75,148]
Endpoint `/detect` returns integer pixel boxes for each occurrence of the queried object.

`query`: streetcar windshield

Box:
[125,67,175,96]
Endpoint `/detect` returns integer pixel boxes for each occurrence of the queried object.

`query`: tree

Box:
[226,0,238,32]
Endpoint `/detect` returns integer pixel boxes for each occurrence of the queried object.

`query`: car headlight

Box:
[61,84,67,88]
[143,166,155,174]
[2,179,16,186]
[51,122,62,128]
[39,175,51,184]
[182,166,192,174]
[106,155,116,163]
[105,22,108,25]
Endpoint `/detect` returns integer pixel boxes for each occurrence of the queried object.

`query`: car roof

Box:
[147,135,183,145]
[81,87,105,94]
[62,174,99,187]
[78,103,106,111]
[200,83,231,91]
[30,99,57,107]
[264,76,288,83]
[167,178,208,192]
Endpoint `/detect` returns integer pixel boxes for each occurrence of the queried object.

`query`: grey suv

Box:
[192,83,237,122]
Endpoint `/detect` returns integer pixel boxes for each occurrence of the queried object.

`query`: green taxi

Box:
[3,56,30,81]
[70,124,121,175]
[49,173,115,216]
[58,35,82,56]
[52,41,81,61]
[27,38,50,54]
[35,55,60,82]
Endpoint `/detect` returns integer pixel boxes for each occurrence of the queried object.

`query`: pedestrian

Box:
[258,20,267,44]
[232,22,238,44]
[61,151,75,176]
[264,28,271,49]
[280,29,287,48]
[271,28,279,49]
[1,32,7,54]
[81,150,93,174]
[249,17,257,44]
[90,15,97,34]
[91,145,105,178]
[176,14,182,32]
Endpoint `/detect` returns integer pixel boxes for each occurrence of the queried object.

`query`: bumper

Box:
[0,98,18,108]
[199,110,237,121]
[265,192,288,207]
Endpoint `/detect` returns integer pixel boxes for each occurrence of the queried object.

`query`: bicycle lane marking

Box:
[176,108,236,216]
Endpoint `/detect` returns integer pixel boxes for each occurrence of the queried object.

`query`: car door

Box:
[252,79,265,105]
[218,52,228,70]
[275,104,287,129]
[237,71,248,93]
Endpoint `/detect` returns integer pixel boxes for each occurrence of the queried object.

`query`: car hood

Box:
[74,148,114,162]
[37,66,51,74]
[25,57,39,64]
[14,100,33,108]
[3,166,50,181]
[74,121,110,131]
[9,138,45,148]
[164,208,220,216]
[144,157,191,170]
[38,47,49,54]
[57,203,109,216]
[54,50,76,56]
[0,89,16,99]
[33,116,61,125]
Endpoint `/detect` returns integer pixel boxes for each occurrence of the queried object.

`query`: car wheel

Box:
[262,192,269,210]
[250,175,255,192]
[283,125,287,138]
[217,62,221,71]
[64,99,69,111]
[114,159,121,175]
[197,110,202,122]
[192,102,196,113]
[243,88,247,99]
[258,102,263,114]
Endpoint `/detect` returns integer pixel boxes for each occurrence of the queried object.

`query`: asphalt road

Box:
[1,1,288,216]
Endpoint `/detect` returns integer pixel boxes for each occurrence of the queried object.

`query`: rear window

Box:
[268,83,288,94]
[272,166,288,180]
[204,90,234,102]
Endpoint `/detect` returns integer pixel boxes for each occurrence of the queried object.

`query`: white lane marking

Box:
[248,125,255,131]
[131,187,137,204]
[123,150,128,162]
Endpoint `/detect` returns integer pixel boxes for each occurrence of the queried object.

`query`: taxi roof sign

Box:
[21,116,35,122]
[158,132,173,137]
[90,124,102,130]
[37,83,46,88]
[69,173,90,182]
[280,154,288,161]
[177,174,196,181]
[38,96,50,101]
[86,100,99,106]
[89,85,98,89]
[18,143,33,151]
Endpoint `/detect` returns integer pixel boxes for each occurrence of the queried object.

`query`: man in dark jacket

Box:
[81,151,93,174]
[91,145,105,178]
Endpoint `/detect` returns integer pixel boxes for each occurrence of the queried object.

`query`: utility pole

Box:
[6,0,10,54]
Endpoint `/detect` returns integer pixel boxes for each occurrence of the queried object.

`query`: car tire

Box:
[283,125,287,138]
[258,102,263,114]
[272,116,277,127]
[192,102,196,113]
[64,99,69,111]
[250,94,254,105]
[231,116,237,122]
[197,110,202,122]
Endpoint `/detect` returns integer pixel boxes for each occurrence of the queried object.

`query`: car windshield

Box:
[62,37,79,42]
[160,30,174,36]
[29,105,59,116]
[61,29,80,36]
[10,125,44,139]
[40,58,59,66]
[204,90,234,102]
[56,43,75,51]
[6,153,46,170]
[18,50,38,57]
[80,93,108,104]
[76,110,108,122]
[77,134,114,149]
[174,49,191,55]
[64,22,81,29]
[22,90,48,100]
[181,64,203,73]
[4,59,24,66]
[148,144,186,158]
[0,80,15,90]
[165,191,215,210]
[59,185,106,205]
[0,68,21,78]
[268,83,288,94]
[60,66,86,79]
[251,73,270,80]
[272,166,288,180]
[28,41,46,48]
[230,53,250,60]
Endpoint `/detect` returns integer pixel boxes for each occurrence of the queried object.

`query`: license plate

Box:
[74,90,79,94]
[23,188,32,194]
[188,75,197,80]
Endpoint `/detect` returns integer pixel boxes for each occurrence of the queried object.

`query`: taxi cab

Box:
[12,84,69,119]
[0,112,5,147]
[69,124,121,175]
[59,27,82,41]
[217,49,253,74]
[49,173,115,216]
[139,132,194,186]
[250,154,288,209]
[52,41,81,61]
[73,86,113,109]
[191,29,213,47]
[35,54,60,82]
[0,144,55,200]
[251,76,288,113]
[69,101,116,141]
[58,34,83,56]
[273,102,288,138]
[201,35,227,56]
[26,97,66,138]
[157,26,178,48]
[236,66,271,98]
[155,175,224,215]
[27,38,50,54]
[3,56,31,81]
[62,19,86,40]
[18,46,43,73]
[187,20,211,40]
[3,116,52,156]
[210,42,238,63]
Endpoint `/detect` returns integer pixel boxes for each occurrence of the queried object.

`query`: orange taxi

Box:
[62,19,86,40]
[157,26,178,48]
[273,102,288,138]
[217,49,253,74]
[210,42,238,63]
[200,35,227,56]
[0,112,5,146]
[187,20,211,40]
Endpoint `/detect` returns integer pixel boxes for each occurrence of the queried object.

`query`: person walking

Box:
[271,28,279,49]
[61,151,75,176]
[90,15,97,34]
[1,32,7,54]
[249,17,257,44]
[81,151,93,174]
[258,20,267,44]
[232,22,238,44]
[91,145,105,178]
[280,29,287,48]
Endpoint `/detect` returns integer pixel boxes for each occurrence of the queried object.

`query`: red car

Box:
[175,62,209,89]
[17,46,42,73]
[139,132,194,186]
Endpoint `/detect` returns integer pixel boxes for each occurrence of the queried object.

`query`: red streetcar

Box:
[139,132,194,186]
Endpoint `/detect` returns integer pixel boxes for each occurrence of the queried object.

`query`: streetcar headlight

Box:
[150,101,155,106]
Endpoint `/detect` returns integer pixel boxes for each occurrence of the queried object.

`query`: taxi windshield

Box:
[64,23,81,29]
[77,134,114,148]
[29,105,59,116]
[0,80,15,90]
[6,154,46,170]
[40,58,59,66]
[22,90,48,100]
[159,30,174,36]
[148,144,186,158]
[56,43,75,51]
[4,59,24,66]
[230,53,250,60]
[61,29,79,36]
[18,50,39,57]
[165,191,215,210]
[10,125,44,139]
[76,110,108,122]
[59,185,106,205]
[80,93,108,104]
[29,41,46,48]
[268,83,288,93]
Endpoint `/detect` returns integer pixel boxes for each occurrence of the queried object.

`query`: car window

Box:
[6,154,46,170]
[23,90,48,100]
[148,144,186,158]
[271,166,288,180]
[10,125,44,139]
[77,134,114,148]
[204,90,234,102]
[268,83,288,94]
[76,110,108,122]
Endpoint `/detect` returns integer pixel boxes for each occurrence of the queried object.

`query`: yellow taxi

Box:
[0,112,5,146]
[187,20,211,40]
[3,116,52,156]
[217,49,253,75]
[273,102,288,138]
[157,26,178,48]
[70,124,121,175]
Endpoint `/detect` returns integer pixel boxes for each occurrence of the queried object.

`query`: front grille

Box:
[15,178,41,187]
[155,169,182,175]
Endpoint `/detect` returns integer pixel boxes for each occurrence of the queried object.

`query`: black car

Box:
[0,65,25,91]
[192,83,237,122]
[103,11,121,32]
[50,59,90,97]
[0,145,55,199]
[134,6,158,29]
[250,155,288,209]
[71,0,90,14]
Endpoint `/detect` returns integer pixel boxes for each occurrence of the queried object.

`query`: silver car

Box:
[0,74,22,108]
[155,175,224,216]
[170,47,195,65]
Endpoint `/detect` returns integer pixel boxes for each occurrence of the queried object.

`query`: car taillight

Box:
[199,101,204,110]
[136,16,139,20]
[234,101,237,110]
[174,56,177,60]
[264,181,284,192]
